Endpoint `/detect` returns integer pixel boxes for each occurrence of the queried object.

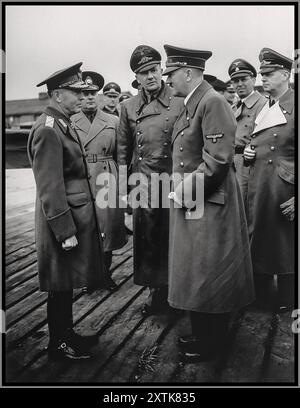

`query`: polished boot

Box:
[47,291,92,360]
[141,286,169,316]
[277,274,295,312]
[180,312,230,361]
[103,251,117,290]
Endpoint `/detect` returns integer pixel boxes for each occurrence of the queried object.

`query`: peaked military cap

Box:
[259,48,293,73]
[204,74,217,85]
[103,82,121,96]
[130,45,162,73]
[36,62,87,91]
[132,79,140,89]
[82,71,104,91]
[163,44,212,75]
[119,93,131,102]
[212,79,227,92]
[228,58,257,79]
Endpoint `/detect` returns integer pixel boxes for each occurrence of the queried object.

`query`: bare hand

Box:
[280,196,294,221]
[62,235,78,251]
[243,145,256,162]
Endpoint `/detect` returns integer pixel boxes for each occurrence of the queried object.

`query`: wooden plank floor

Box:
[4,169,296,384]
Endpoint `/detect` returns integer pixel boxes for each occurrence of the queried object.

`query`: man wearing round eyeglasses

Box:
[72,72,127,290]
[228,58,267,205]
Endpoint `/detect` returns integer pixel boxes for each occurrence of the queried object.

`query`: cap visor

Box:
[259,67,276,74]
[230,71,254,79]
[162,66,180,76]
[104,91,119,96]
[136,61,160,73]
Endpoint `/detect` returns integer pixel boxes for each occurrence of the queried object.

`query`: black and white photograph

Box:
[2,1,298,390]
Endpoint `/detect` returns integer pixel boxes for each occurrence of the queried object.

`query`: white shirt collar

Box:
[184,82,202,106]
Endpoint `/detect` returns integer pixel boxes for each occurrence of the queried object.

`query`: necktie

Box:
[269,99,275,108]
[236,100,243,109]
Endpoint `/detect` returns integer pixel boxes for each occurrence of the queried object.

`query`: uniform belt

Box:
[86,154,113,163]
[235,145,245,154]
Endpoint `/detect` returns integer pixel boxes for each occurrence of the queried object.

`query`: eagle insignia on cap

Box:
[235,67,240,71]
[139,56,152,65]
[262,60,271,65]
[86,76,93,85]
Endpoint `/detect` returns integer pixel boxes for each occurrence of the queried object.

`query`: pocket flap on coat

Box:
[206,190,225,205]
[278,162,294,185]
[67,192,90,207]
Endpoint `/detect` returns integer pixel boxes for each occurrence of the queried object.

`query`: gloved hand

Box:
[280,196,295,221]
[62,235,78,250]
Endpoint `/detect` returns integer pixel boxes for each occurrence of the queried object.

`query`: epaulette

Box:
[45,115,54,128]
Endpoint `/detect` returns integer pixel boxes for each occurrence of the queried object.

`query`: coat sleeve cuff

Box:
[47,208,77,243]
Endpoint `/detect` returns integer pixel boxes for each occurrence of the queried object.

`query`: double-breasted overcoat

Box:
[27,106,105,291]
[117,82,183,287]
[168,80,255,313]
[246,88,294,276]
[233,91,267,204]
[72,109,127,252]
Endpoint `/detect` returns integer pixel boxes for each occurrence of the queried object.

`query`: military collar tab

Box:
[185,79,212,117]
[278,88,294,114]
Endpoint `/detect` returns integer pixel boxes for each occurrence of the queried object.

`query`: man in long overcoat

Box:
[163,44,254,361]
[228,58,267,206]
[117,45,183,316]
[242,48,295,311]
[27,63,105,360]
[72,71,127,289]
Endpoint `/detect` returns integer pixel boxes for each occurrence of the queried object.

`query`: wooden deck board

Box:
[4,169,296,384]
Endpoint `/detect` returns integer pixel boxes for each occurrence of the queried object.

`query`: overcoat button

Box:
[181,131,184,136]
[164,155,168,159]
[179,147,183,152]
[268,159,273,164]
[138,157,142,161]
[163,142,168,146]
[273,133,277,137]
[270,146,275,151]
[180,162,184,167]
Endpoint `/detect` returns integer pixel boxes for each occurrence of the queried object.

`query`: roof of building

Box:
[6,96,50,116]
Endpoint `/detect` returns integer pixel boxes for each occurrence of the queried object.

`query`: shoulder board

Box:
[45,115,54,128]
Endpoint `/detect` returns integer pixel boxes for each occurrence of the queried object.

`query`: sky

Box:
[5,4,295,100]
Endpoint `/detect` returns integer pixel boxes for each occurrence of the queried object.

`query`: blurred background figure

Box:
[224,80,238,105]
[102,82,121,117]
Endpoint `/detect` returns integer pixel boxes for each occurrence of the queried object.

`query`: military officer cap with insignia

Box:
[259,47,293,74]
[228,58,257,79]
[162,44,212,76]
[204,74,217,85]
[211,78,227,92]
[130,45,162,73]
[36,62,88,91]
[82,71,104,91]
[103,82,121,96]
[132,79,140,89]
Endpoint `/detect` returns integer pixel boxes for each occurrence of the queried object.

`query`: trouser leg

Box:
[145,286,168,309]
[104,251,113,274]
[277,274,295,310]
[47,290,73,346]
[254,273,275,308]
[190,311,231,351]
